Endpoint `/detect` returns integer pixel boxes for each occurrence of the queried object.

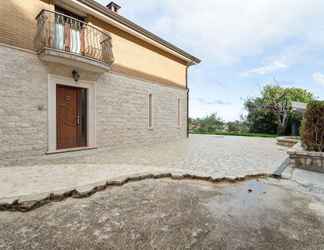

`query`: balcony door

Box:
[54,6,84,54]
[56,85,87,149]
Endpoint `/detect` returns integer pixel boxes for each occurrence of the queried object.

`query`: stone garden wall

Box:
[288,143,324,173]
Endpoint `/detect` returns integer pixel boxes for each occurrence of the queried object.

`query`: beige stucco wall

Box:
[89,18,187,87]
[0,0,53,50]
[110,32,187,87]
[0,0,187,87]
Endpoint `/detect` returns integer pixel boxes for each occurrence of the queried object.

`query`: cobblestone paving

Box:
[0,135,287,202]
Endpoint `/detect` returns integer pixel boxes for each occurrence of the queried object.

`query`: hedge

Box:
[191,130,277,138]
[301,101,324,152]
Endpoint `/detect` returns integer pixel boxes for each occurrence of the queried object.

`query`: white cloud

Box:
[241,60,288,76]
[95,0,324,120]
[313,72,324,86]
[189,98,243,121]
[241,44,313,77]
[196,98,231,106]
[100,0,324,65]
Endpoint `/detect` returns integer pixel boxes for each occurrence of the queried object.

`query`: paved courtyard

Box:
[2,135,324,249]
[1,178,324,250]
[0,135,287,203]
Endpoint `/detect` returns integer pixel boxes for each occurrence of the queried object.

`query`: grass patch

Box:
[191,131,277,138]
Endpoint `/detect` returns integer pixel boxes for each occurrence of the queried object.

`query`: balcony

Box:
[34,10,114,73]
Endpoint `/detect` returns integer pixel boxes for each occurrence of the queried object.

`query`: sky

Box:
[97,0,324,121]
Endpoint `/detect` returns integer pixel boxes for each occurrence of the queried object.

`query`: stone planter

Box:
[288,143,324,173]
[276,136,299,147]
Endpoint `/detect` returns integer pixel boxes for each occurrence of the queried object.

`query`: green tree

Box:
[227,121,241,132]
[245,85,314,135]
[191,113,224,134]
[227,120,249,133]
[244,97,278,134]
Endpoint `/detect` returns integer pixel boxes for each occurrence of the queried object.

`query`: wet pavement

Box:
[1,177,324,250]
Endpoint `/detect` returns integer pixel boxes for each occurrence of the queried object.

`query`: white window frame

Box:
[148,93,153,129]
[47,74,96,153]
[177,97,181,128]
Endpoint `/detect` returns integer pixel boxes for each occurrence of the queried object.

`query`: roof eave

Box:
[75,0,201,65]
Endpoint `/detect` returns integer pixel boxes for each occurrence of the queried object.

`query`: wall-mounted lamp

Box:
[72,70,80,83]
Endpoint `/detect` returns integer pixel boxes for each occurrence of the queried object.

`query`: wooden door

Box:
[56,85,87,149]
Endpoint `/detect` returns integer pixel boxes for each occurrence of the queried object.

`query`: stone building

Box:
[0,0,200,160]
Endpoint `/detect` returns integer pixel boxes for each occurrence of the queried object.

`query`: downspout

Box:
[186,65,189,138]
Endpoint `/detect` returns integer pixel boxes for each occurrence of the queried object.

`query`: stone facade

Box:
[96,73,187,149]
[0,45,48,161]
[0,45,188,163]
[288,143,324,173]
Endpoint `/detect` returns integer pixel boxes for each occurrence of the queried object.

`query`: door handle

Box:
[77,114,80,126]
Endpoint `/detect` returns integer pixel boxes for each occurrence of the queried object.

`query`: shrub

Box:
[301,101,324,152]
[227,121,241,132]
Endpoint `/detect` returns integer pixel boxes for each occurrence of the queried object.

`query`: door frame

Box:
[48,74,96,153]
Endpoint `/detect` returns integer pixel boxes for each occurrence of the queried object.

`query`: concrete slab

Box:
[291,168,324,194]
[1,178,324,249]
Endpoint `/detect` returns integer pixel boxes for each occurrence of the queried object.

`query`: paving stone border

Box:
[0,172,274,213]
[288,143,324,173]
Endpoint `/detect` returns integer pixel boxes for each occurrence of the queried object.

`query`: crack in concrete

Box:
[0,172,276,213]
